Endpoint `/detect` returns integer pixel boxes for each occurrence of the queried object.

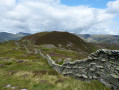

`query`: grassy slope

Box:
[0,32,25,43]
[96,43,119,50]
[22,31,97,53]
[0,40,110,90]
[78,34,119,44]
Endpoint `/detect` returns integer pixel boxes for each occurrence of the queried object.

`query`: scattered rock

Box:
[6,85,11,87]
[116,68,119,71]
[101,59,106,62]
[96,66,104,69]
[21,89,27,90]
[11,87,15,89]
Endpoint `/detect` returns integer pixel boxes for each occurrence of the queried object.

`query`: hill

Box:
[0,32,30,43]
[22,31,97,54]
[77,34,119,44]
[0,38,110,90]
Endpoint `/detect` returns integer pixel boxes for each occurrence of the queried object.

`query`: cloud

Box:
[0,0,119,34]
[107,0,119,14]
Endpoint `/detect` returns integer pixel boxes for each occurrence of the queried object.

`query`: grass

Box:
[40,46,88,60]
[0,68,110,90]
[0,40,110,90]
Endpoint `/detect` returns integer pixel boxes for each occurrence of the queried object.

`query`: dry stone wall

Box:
[40,49,119,90]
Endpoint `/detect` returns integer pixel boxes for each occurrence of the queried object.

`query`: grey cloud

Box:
[0,0,119,34]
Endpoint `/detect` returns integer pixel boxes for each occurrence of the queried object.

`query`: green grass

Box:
[0,70,110,90]
[0,40,110,90]
[40,46,88,60]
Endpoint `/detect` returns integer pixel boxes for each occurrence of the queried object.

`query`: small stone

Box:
[78,67,83,69]
[91,63,96,65]
[96,66,104,69]
[110,74,119,79]
[89,75,92,79]
[116,67,119,71]
[79,74,88,79]
[11,87,15,89]
[21,89,27,90]
[101,59,106,62]
[93,76,98,79]
[82,74,88,79]
[90,68,95,72]
[6,85,11,87]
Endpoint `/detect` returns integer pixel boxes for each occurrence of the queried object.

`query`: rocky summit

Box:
[41,49,119,90]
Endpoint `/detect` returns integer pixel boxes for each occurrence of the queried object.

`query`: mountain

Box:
[0,32,30,43]
[17,32,31,36]
[22,31,97,53]
[77,34,119,44]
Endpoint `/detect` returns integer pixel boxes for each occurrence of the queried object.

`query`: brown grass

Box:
[22,31,97,53]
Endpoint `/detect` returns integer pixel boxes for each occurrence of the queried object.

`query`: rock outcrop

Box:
[40,49,119,90]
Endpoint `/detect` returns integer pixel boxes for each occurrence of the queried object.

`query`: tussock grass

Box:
[0,40,110,90]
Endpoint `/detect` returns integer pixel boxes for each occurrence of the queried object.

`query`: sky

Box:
[61,0,115,8]
[0,0,119,34]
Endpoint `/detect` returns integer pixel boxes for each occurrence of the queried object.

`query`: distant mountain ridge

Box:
[0,32,30,43]
[17,32,31,36]
[76,34,119,44]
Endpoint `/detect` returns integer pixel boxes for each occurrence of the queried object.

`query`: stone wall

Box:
[40,49,119,90]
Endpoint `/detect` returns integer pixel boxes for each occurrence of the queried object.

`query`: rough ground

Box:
[0,40,110,90]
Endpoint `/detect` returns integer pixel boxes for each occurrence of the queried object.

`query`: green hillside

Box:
[0,32,30,43]
[77,34,119,44]
[22,31,98,54]
[0,32,110,90]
